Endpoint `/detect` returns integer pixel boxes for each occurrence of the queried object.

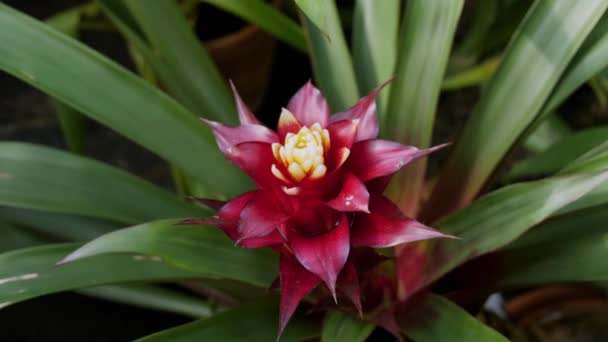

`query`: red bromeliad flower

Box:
[185,81,451,337]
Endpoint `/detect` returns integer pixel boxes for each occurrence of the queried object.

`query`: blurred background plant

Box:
[0,0,607,341]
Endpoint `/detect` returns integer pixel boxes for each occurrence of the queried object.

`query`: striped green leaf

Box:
[425,0,608,221]
[0,3,251,197]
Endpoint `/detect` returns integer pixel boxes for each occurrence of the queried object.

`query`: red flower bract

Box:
[186,81,451,338]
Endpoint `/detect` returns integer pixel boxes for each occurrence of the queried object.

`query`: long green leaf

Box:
[122,0,237,124]
[441,56,500,91]
[0,221,45,253]
[46,5,86,155]
[295,0,330,37]
[299,0,359,111]
[52,100,86,154]
[78,284,214,318]
[540,13,608,117]
[62,220,278,287]
[135,299,320,342]
[0,143,208,224]
[400,294,508,342]
[451,0,499,67]
[400,170,608,298]
[508,126,608,179]
[499,206,608,287]
[522,112,572,154]
[0,207,116,241]
[560,139,608,174]
[202,0,307,52]
[0,243,199,306]
[0,3,250,197]
[384,0,463,216]
[321,310,374,342]
[556,140,608,214]
[425,0,608,221]
[352,0,400,114]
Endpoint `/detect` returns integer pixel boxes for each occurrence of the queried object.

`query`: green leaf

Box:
[509,126,608,179]
[540,13,608,117]
[441,55,500,91]
[0,207,117,241]
[512,15,608,168]
[561,139,608,174]
[400,294,508,342]
[383,0,464,215]
[135,299,320,342]
[425,0,608,220]
[0,3,250,197]
[62,220,278,287]
[499,205,608,287]
[78,284,214,318]
[44,2,83,36]
[555,183,608,215]
[121,0,237,124]
[521,113,572,154]
[0,243,199,306]
[0,221,45,252]
[300,0,359,111]
[45,5,86,155]
[402,170,608,297]
[51,100,86,154]
[451,0,499,66]
[321,310,374,342]
[202,0,307,52]
[0,143,209,224]
[294,0,330,38]
[352,0,400,114]
[556,140,608,214]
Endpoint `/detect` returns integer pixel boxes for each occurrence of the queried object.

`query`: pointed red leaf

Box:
[330,79,391,141]
[288,214,350,299]
[226,142,278,189]
[179,191,260,240]
[326,173,370,212]
[194,191,256,240]
[347,141,448,182]
[230,80,261,125]
[337,260,362,317]
[374,310,404,342]
[204,119,278,154]
[327,119,359,151]
[278,253,321,339]
[287,81,330,127]
[277,108,303,141]
[351,195,451,248]
[239,230,284,248]
[238,191,290,241]
[364,143,449,193]
[218,191,257,221]
[328,146,352,172]
[395,243,428,301]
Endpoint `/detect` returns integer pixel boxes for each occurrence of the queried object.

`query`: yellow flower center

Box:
[271,122,330,185]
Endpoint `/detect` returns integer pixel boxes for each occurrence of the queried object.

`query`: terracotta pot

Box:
[505,285,608,342]
[204,0,281,110]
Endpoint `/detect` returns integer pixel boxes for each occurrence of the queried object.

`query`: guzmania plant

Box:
[0,0,608,341]
[184,81,451,336]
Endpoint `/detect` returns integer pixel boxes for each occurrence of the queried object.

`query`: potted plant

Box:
[0,0,607,341]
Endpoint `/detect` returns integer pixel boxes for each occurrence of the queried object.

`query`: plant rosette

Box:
[182,81,453,338]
